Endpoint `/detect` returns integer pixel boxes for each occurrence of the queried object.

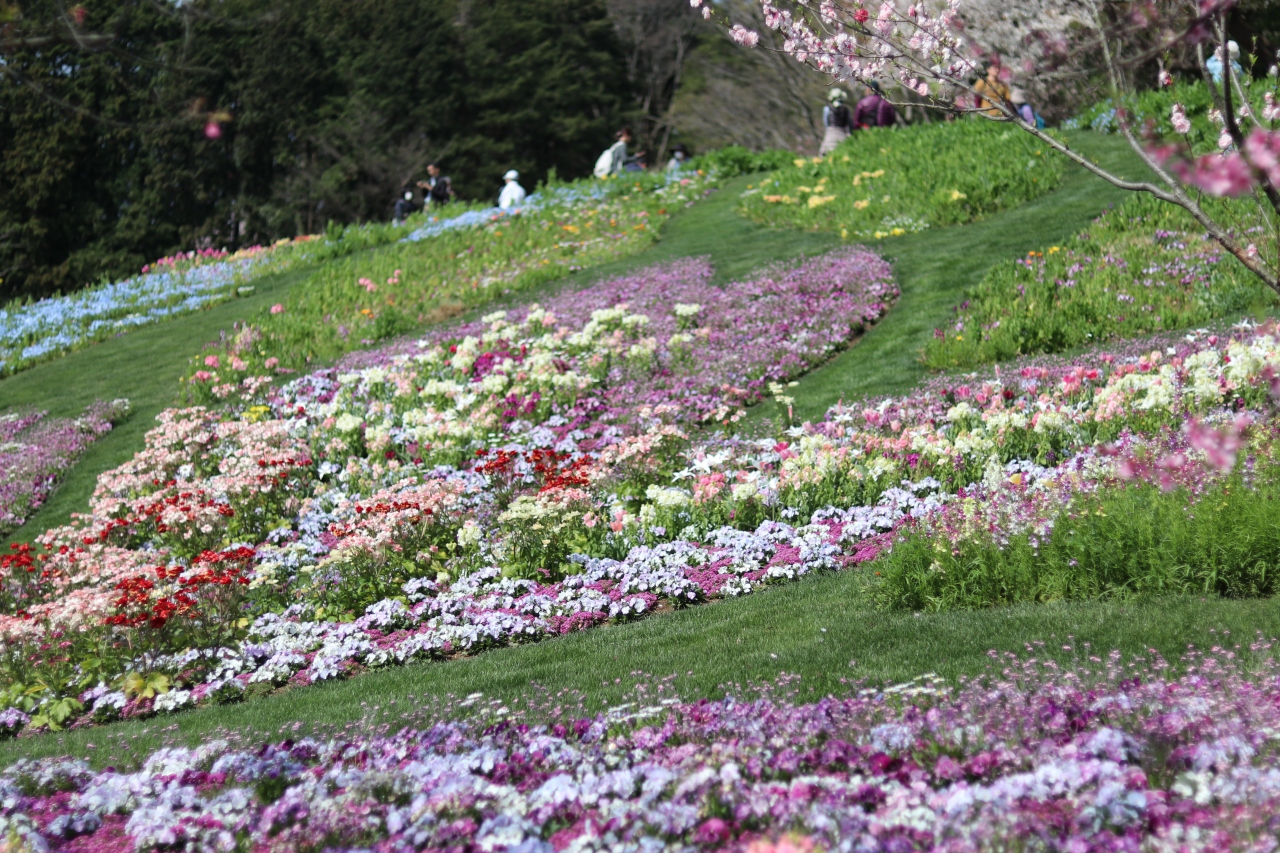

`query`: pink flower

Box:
[1244,128,1280,185]
[854,7,869,23]
[1158,70,1172,87]
[358,277,378,293]
[230,357,248,372]
[265,357,280,370]
[1173,152,1253,197]
[1170,104,1191,135]
[204,122,222,140]
[192,370,213,382]
[270,303,285,314]
[731,25,760,47]
[204,355,220,368]
[1218,130,1233,150]
[1263,92,1280,122]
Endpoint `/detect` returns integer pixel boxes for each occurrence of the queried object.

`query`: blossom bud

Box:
[1158,70,1172,87]
[1171,104,1191,135]
[1218,129,1232,150]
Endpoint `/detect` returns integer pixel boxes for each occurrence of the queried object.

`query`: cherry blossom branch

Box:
[710,0,1280,294]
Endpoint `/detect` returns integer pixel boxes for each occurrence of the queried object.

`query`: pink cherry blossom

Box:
[1244,128,1280,185]
[1173,152,1253,197]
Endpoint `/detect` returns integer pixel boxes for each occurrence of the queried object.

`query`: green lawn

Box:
[11,130,1271,769]
[6,579,1277,767]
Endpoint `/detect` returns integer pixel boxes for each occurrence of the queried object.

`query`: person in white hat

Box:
[498,169,527,209]
[820,88,854,156]
[1207,40,1243,84]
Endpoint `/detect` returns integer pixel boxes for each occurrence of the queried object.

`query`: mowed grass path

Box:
[13,131,1272,768]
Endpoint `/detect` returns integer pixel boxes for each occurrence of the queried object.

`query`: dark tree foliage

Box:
[0,0,631,302]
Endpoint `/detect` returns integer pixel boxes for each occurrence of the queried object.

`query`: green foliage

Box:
[874,466,1280,612]
[738,120,1064,239]
[1067,79,1268,149]
[692,146,796,178]
[922,194,1271,371]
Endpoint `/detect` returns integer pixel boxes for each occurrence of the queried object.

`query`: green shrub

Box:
[738,120,1064,239]
[1067,80,1267,151]
[692,146,795,178]
[874,465,1280,612]
[922,194,1271,371]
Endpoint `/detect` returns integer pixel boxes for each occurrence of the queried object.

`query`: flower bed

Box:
[738,120,1063,239]
[0,248,898,729]
[922,193,1269,370]
[5,647,1280,851]
[183,172,719,381]
[0,237,330,378]
[0,401,131,536]
[7,294,1280,729]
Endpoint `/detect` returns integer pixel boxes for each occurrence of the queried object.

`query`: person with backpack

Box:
[820,88,853,156]
[594,127,633,179]
[855,81,897,129]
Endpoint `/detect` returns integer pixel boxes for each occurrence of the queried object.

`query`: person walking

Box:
[855,81,896,128]
[498,169,527,209]
[820,88,853,156]
[417,162,454,206]
[594,127,633,178]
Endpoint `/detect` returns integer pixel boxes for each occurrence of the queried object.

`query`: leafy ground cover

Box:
[0,401,130,536]
[739,120,1063,239]
[3,645,1279,852]
[185,174,716,379]
[921,193,1271,370]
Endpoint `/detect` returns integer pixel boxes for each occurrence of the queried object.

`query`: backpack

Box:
[593,147,615,179]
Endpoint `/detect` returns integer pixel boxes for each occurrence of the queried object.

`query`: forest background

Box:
[1,0,1275,303]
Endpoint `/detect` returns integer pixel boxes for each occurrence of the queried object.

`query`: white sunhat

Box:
[503,169,519,181]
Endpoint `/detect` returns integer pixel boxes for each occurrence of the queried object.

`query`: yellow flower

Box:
[840,227,848,238]
[1009,472,1023,485]
[854,199,870,210]
[890,227,904,236]
[881,194,891,203]
[949,189,967,201]
[794,158,808,167]
[796,186,812,193]
[1048,245,1061,254]
[807,194,836,208]
[873,230,887,239]
[562,224,580,234]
